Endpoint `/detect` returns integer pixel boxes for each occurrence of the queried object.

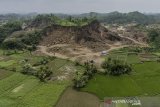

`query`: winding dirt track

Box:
[118,34,149,47]
[37,45,100,62]
[38,45,69,59]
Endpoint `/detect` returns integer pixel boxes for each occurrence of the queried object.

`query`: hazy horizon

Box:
[0,0,160,14]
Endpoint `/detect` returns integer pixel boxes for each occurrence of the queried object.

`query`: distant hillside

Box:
[1,12,160,25]
[0,13,37,21]
[100,11,155,24]
[69,11,157,24]
[0,15,95,50]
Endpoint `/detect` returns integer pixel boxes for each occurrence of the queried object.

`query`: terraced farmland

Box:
[0,49,81,107]
[0,72,67,107]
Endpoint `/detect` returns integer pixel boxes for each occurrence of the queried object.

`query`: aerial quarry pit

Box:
[1,8,160,107]
[33,20,148,68]
[36,24,148,67]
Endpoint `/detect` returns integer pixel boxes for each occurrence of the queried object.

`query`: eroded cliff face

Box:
[40,20,133,51]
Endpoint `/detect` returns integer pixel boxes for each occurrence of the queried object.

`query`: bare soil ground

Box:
[118,34,149,47]
[37,40,148,67]
[39,20,139,52]
[36,44,104,67]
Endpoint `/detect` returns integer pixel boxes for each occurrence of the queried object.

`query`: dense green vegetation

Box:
[101,58,132,76]
[73,61,97,88]
[0,20,43,50]
[0,21,22,43]
[148,29,160,49]
[31,14,94,27]
[3,31,43,50]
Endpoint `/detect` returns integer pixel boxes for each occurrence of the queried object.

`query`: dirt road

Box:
[37,46,69,59]
[37,36,149,65]
[118,34,149,47]
[37,45,101,62]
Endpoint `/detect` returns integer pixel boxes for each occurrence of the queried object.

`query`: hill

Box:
[40,20,134,51]
[0,14,148,55]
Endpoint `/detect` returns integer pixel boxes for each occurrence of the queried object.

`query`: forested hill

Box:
[55,11,160,24]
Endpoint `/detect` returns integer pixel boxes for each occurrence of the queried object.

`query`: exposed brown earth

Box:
[40,20,135,52]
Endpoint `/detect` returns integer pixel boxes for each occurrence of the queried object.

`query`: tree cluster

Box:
[148,29,160,49]
[0,21,22,43]
[2,31,42,50]
[33,57,49,66]
[66,16,93,26]
[73,61,97,89]
[101,58,132,76]
[21,59,52,82]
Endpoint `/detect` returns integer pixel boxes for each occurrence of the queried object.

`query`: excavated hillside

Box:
[40,20,134,51]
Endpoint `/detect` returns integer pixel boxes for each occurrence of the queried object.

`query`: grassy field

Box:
[82,51,160,99]
[82,74,143,99]
[0,73,67,107]
[0,60,16,68]
[106,52,141,64]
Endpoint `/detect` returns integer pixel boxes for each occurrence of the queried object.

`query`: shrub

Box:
[33,57,49,66]
[73,75,89,88]
[84,61,97,78]
[21,63,36,75]
[36,66,52,82]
